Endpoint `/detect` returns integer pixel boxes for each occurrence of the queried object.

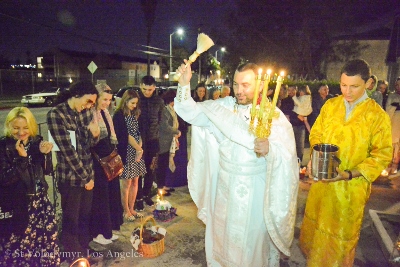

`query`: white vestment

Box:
[174,85,299,267]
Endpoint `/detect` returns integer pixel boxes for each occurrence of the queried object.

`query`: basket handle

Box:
[139,216,157,242]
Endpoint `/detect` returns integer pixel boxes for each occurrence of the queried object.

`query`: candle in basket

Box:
[158,189,163,201]
[268,71,284,119]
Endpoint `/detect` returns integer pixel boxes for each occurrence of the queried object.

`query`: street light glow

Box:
[170,28,184,73]
[215,47,226,62]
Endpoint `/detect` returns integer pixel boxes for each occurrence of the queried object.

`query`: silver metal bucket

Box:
[311,143,341,180]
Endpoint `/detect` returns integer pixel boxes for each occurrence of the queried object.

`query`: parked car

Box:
[21,87,66,106]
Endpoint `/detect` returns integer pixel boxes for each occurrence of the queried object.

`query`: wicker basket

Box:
[138,216,165,258]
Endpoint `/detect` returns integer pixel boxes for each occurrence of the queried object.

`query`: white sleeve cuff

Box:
[176,84,191,102]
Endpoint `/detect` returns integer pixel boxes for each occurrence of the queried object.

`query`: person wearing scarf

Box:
[89,83,123,245]
[366,74,383,107]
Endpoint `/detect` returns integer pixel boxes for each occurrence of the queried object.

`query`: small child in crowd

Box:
[293,85,312,133]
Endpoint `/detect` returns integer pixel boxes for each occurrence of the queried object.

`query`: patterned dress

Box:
[0,183,59,267]
[120,115,146,179]
[0,136,59,266]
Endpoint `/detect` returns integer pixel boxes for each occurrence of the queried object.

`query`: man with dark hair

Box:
[300,59,392,266]
[308,83,332,128]
[174,60,298,266]
[47,81,100,262]
[135,75,164,210]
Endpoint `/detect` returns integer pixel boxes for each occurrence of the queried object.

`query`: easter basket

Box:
[131,216,166,258]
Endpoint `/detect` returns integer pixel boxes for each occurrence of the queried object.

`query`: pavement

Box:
[3,98,398,266]
[54,146,400,267]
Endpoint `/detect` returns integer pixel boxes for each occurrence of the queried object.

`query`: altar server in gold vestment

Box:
[299,59,392,266]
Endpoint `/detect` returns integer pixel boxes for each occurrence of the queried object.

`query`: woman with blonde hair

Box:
[90,83,123,245]
[0,107,59,266]
[113,89,146,221]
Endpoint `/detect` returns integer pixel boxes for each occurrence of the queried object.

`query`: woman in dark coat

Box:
[0,107,59,266]
[90,83,123,245]
[156,90,181,195]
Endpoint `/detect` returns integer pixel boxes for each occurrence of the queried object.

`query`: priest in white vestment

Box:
[174,61,299,267]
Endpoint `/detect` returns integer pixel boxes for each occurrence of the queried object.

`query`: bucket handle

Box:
[332,155,341,164]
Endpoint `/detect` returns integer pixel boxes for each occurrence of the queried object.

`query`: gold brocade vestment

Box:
[299,96,392,266]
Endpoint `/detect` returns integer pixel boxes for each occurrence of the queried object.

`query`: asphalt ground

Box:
[54,148,400,267]
[2,99,399,266]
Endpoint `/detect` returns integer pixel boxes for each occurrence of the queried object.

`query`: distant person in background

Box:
[385,77,400,174]
[193,82,208,102]
[211,88,221,100]
[281,85,306,162]
[136,75,165,210]
[113,89,147,221]
[366,74,383,107]
[293,85,312,133]
[278,84,288,108]
[309,84,332,128]
[221,86,231,98]
[0,107,59,266]
[90,83,123,245]
[166,114,189,188]
[47,80,100,262]
[377,79,389,109]
[157,90,181,196]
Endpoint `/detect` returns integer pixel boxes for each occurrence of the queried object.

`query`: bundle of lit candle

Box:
[249,69,284,138]
[153,189,177,222]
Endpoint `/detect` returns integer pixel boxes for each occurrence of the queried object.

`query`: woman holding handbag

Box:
[90,83,123,245]
[113,89,146,221]
[0,107,59,266]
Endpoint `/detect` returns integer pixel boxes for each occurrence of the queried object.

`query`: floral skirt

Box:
[0,185,60,267]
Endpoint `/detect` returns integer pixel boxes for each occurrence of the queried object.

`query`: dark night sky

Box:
[1,0,400,65]
[0,0,233,62]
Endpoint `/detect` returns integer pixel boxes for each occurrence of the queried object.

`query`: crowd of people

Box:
[0,76,185,265]
[1,58,399,266]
